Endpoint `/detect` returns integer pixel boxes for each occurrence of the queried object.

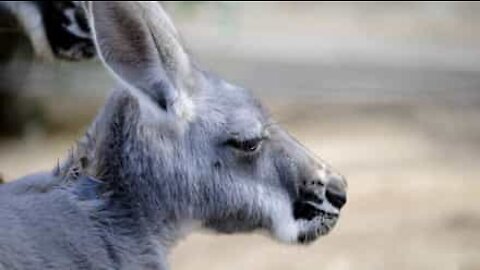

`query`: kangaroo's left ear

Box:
[85,1,194,112]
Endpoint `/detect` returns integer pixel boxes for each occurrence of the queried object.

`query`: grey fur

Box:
[0,2,347,269]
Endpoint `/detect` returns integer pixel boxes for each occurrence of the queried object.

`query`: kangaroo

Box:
[0,2,347,269]
[0,1,94,137]
[0,1,94,61]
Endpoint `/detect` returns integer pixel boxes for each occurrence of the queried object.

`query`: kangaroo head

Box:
[82,1,347,245]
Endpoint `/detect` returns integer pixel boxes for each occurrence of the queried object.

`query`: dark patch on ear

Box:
[146,80,174,111]
[98,2,152,63]
[213,161,221,169]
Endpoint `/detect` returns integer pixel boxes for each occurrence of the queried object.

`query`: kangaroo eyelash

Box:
[224,136,266,154]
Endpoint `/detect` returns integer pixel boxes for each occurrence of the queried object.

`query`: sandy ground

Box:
[1,99,479,270]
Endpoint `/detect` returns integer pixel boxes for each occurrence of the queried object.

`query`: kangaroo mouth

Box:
[293,200,336,220]
[293,200,340,244]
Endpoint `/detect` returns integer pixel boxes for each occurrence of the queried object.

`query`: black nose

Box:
[325,178,347,209]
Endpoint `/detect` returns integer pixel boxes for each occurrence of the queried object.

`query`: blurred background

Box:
[1,2,480,270]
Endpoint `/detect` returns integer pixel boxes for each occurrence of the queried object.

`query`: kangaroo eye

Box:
[226,138,263,153]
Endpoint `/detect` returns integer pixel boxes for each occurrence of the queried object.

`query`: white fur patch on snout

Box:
[272,214,300,243]
[257,187,300,243]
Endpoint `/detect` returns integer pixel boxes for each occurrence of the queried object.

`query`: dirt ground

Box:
[1,99,479,270]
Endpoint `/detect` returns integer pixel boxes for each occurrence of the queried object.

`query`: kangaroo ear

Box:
[86,1,192,111]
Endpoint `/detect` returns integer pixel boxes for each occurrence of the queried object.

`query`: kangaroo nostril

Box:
[325,178,347,209]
